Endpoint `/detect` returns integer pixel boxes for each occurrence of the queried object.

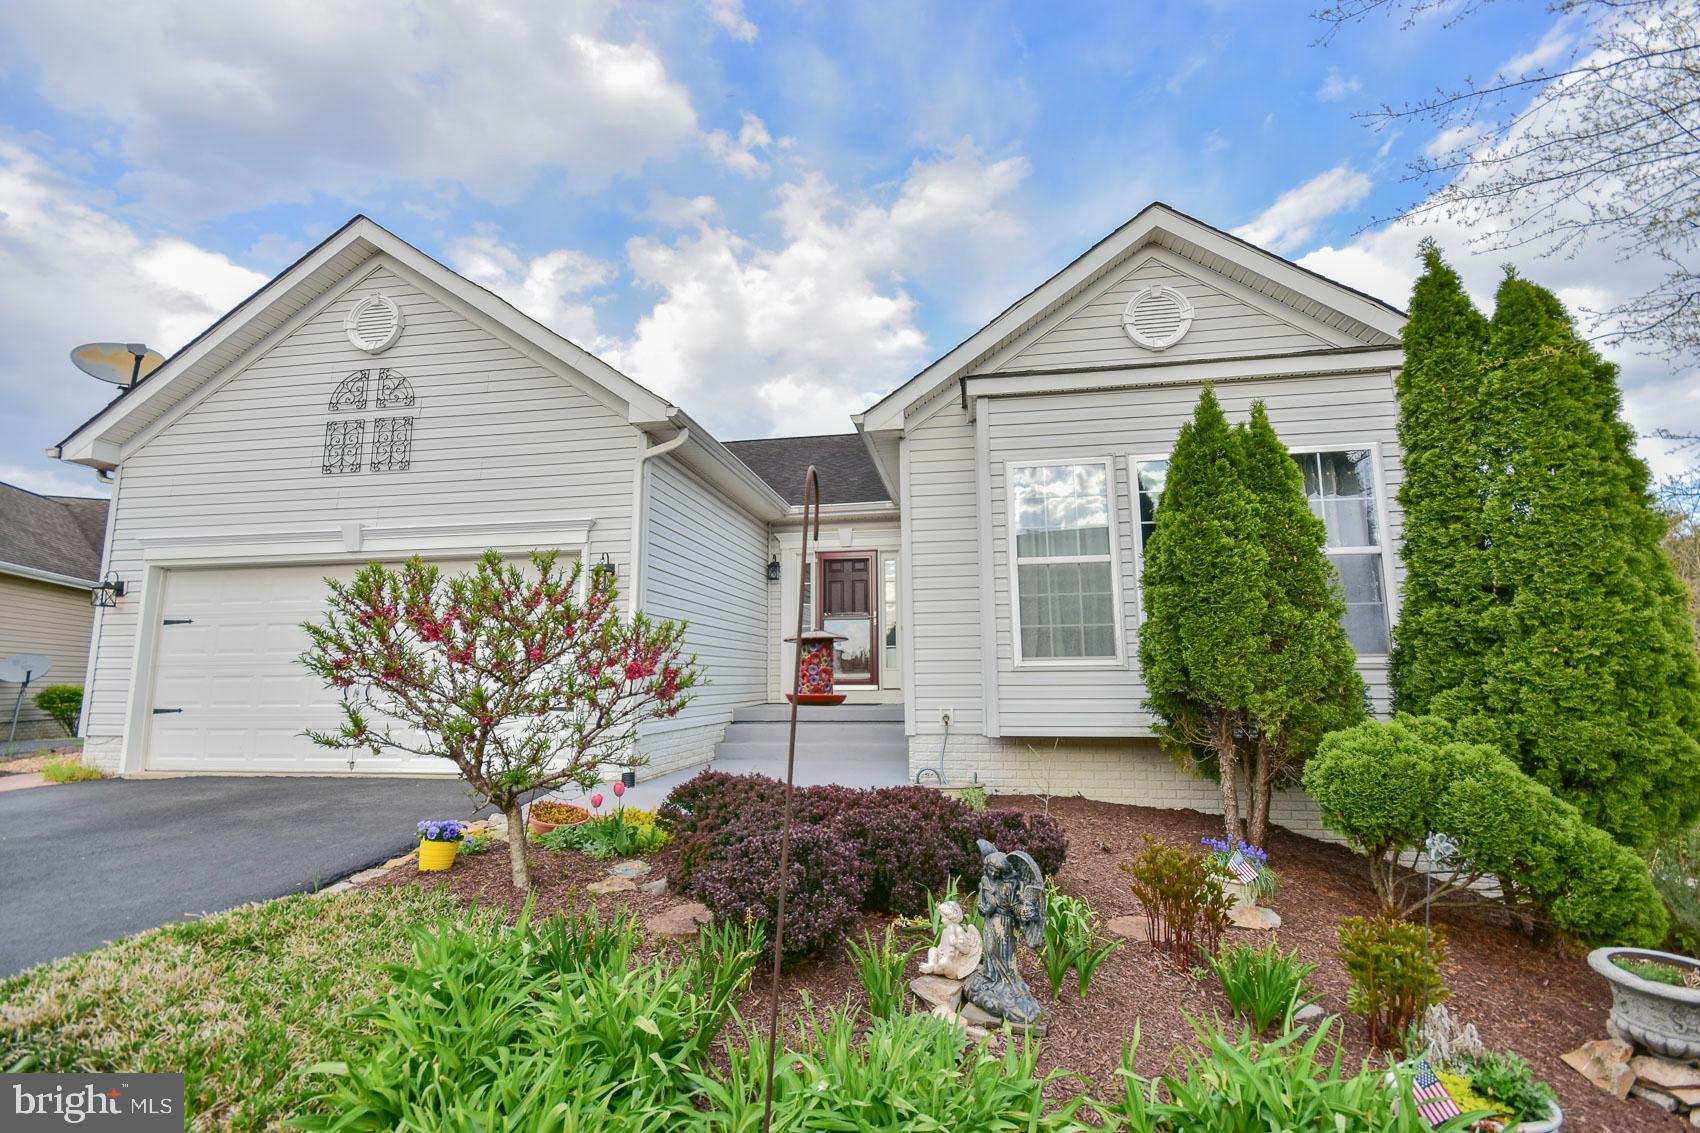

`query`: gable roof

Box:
[54,215,676,467]
[0,482,107,586]
[722,434,892,506]
[856,201,1407,433]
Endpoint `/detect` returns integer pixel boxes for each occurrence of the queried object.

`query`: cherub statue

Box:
[964,838,1047,1030]
[920,900,983,979]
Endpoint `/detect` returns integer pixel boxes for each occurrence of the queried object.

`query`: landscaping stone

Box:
[929,1003,990,1041]
[957,997,1047,1037]
[1108,914,1150,939]
[1227,903,1281,931]
[587,877,636,895]
[640,878,670,895]
[608,860,652,879]
[1294,1003,1325,1024]
[1562,1038,1635,1099]
[910,975,965,1012]
[645,902,713,939]
[1631,1055,1700,1091]
[1632,1082,1680,1113]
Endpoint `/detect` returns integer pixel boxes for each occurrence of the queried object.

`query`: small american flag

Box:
[1410,1060,1462,1127]
[1224,850,1259,885]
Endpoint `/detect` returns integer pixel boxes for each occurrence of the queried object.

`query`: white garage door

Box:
[146,562,459,773]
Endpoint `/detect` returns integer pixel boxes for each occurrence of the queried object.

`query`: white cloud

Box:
[0,1,703,215]
[603,149,1030,436]
[0,143,268,487]
[0,464,108,498]
[706,112,777,177]
[1318,66,1362,102]
[705,0,758,42]
[446,228,615,349]
[1232,165,1373,254]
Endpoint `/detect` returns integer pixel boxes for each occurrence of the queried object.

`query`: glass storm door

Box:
[817,551,878,686]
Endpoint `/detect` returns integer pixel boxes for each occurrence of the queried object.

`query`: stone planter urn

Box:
[1516,1101,1564,1132]
[1587,947,1700,1060]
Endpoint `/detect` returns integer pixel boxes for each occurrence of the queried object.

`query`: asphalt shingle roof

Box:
[0,482,108,582]
[722,434,891,506]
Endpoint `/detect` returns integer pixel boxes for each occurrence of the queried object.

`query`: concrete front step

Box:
[719,720,907,744]
[731,702,904,723]
[715,741,909,761]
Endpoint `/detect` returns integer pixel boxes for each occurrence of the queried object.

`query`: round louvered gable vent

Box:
[345,294,404,354]
[1121,285,1194,351]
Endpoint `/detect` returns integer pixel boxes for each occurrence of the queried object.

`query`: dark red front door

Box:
[817,551,877,686]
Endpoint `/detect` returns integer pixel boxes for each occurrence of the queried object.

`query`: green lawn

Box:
[0,886,484,1132]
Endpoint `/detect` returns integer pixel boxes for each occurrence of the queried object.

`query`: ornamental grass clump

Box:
[300,550,698,890]
[1121,835,1232,966]
[1336,914,1448,1050]
[1206,938,1317,1033]
[1040,883,1120,1000]
[846,923,919,1020]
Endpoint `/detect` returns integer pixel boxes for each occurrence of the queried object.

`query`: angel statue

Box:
[963,838,1047,1031]
[920,899,982,979]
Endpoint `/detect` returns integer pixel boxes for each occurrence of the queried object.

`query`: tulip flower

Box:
[590,793,604,809]
[613,781,626,798]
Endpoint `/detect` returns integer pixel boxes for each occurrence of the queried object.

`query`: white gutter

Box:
[625,425,691,616]
[0,561,99,590]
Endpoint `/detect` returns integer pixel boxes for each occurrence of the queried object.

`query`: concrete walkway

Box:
[0,775,491,977]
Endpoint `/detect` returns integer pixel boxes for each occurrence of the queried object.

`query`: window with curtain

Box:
[1009,461,1119,661]
[1293,449,1390,655]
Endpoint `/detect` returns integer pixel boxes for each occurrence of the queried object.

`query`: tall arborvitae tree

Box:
[1237,404,1368,845]
[1388,242,1494,714]
[1140,386,1268,841]
[1464,273,1700,848]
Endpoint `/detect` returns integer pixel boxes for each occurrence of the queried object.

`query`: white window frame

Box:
[1124,443,1397,659]
[1287,441,1398,662]
[1126,452,1171,624]
[1004,457,1127,669]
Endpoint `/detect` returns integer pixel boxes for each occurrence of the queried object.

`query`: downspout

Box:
[625,425,690,616]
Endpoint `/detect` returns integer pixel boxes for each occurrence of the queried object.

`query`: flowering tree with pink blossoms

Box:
[300,550,697,889]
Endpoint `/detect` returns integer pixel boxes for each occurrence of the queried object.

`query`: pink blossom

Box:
[527,644,544,663]
[624,661,644,681]
[613,781,625,798]
[590,793,604,809]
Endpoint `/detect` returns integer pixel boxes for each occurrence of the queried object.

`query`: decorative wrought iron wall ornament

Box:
[322,419,365,474]
[370,417,414,472]
[329,371,370,412]
[376,368,415,408]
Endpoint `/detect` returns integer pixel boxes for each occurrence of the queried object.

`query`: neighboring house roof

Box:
[0,482,107,586]
[722,434,893,506]
[856,200,1409,434]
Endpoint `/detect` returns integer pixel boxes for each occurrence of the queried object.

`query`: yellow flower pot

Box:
[418,838,460,871]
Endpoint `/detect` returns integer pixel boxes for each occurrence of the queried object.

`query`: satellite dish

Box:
[71,342,165,388]
[0,654,52,683]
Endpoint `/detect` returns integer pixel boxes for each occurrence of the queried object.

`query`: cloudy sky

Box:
[1,0,1692,498]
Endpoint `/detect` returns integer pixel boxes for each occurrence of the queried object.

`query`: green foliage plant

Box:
[1616,957,1689,985]
[31,685,83,737]
[1651,823,1700,955]
[845,923,918,1021]
[299,550,698,889]
[1121,836,1232,966]
[1390,245,1700,850]
[457,831,491,856]
[1336,915,1448,1051]
[1102,1014,1480,1133]
[1453,1048,1557,1123]
[1304,715,1668,945]
[40,755,104,783]
[1140,387,1364,846]
[1039,882,1121,1000]
[538,809,670,859]
[1205,939,1318,1033]
[959,783,988,812]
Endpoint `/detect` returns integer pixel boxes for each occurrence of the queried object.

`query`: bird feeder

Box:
[784,628,848,705]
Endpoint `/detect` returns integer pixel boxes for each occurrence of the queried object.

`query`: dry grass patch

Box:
[1,886,485,1131]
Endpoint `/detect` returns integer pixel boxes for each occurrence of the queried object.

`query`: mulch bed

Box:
[361,794,1684,1131]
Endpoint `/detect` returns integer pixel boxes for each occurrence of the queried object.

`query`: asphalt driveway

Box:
[0,776,492,977]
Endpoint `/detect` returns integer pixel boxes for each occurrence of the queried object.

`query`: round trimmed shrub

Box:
[691,821,864,964]
[973,809,1069,879]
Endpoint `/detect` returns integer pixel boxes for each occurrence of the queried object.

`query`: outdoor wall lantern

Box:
[591,552,616,581]
[90,571,126,608]
[765,555,782,581]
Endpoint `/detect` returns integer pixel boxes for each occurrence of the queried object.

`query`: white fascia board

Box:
[664,409,791,521]
[851,418,901,501]
[858,203,1407,433]
[0,561,98,589]
[771,500,900,527]
[963,346,1404,400]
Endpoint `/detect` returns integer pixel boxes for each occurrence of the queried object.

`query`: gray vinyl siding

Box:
[84,258,642,754]
[0,574,95,740]
[998,254,1332,373]
[904,399,985,737]
[640,455,769,728]
[984,371,1402,736]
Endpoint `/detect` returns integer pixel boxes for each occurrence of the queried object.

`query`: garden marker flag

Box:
[1411,1060,1462,1126]
[1224,850,1259,885]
